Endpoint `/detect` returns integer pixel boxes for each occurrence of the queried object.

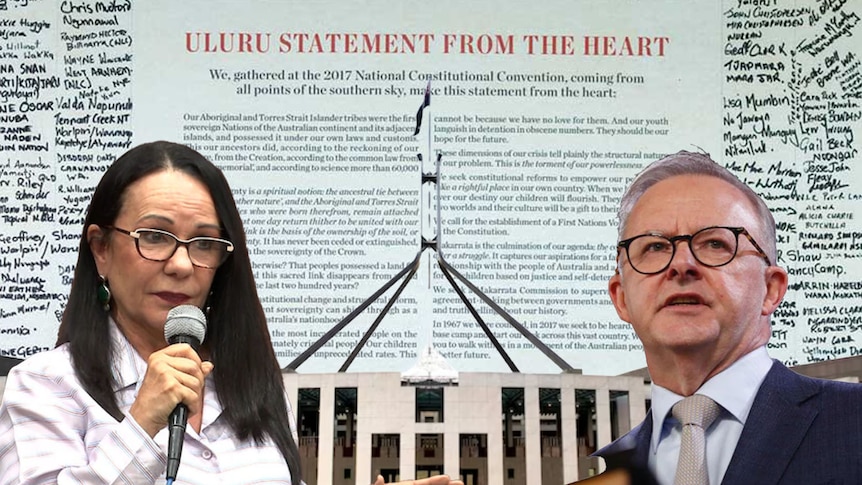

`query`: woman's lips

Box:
[155,292,190,305]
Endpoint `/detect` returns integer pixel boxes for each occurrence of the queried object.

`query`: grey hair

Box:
[616,150,777,263]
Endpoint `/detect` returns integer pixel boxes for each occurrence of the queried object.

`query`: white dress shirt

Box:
[648,346,774,485]
[0,320,298,484]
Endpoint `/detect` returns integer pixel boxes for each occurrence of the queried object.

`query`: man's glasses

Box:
[617,226,771,275]
[109,227,234,269]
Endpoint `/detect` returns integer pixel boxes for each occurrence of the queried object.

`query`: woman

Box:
[0,141,302,483]
[0,141,459,485]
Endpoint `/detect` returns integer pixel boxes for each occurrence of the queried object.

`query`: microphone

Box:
[163,305,207,482]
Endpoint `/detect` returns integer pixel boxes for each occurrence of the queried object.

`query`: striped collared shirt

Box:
[0,320,298,484]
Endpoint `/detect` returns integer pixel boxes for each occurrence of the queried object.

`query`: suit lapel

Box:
[631,416,652,469]
[721,362,820,484]
[596,410,654,470]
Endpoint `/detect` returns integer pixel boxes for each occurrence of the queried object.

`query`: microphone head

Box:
[164,305,207,346]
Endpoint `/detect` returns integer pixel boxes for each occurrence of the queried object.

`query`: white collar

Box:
[649,346,773,454]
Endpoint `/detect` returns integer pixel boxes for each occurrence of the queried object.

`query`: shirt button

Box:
[201,449,213,459]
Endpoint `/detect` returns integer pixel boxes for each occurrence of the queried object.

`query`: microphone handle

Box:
[166,403,189,480]
[168,333,200,352]
[165,334,199,480]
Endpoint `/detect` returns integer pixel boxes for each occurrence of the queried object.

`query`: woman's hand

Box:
[371,475,464,485]
[129,343,214,437]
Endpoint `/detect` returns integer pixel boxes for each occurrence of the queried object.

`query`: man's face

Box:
[608,175,786,363]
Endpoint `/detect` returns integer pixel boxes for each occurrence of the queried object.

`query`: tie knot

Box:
[672,394,721,429]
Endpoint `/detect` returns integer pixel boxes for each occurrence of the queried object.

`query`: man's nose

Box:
[667,239,700,274]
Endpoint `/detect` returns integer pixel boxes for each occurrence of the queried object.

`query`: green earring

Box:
[97,275,111,311]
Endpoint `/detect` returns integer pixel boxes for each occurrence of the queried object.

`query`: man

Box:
[596,151,862,484]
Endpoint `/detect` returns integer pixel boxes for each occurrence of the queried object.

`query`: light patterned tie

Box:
[672,395,721,485]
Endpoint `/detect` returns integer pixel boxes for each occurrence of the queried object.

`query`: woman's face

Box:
[89,169,222,353]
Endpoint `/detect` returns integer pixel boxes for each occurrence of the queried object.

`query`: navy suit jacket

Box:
[596,361,862,484]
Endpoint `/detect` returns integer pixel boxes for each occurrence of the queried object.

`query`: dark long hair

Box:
[57,141,301,482]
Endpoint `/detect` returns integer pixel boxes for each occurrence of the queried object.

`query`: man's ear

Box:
[762,265,788,316]
[608,271,632,323]
[87,224,110,275]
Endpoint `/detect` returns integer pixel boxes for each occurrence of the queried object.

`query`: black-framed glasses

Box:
[109,227,234,269]
[617,226,771,275]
